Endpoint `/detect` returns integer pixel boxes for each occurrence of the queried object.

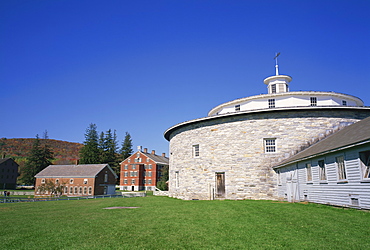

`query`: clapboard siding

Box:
[276,143,370,209]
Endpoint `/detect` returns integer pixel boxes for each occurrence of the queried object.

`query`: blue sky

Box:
[1,0,369,155]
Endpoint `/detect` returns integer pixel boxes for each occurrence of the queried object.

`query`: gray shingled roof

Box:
[274,116,370,169]
[35,164,116,178]
[141,152,169,165]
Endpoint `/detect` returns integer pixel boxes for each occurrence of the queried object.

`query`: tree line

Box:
[20,125,133,185]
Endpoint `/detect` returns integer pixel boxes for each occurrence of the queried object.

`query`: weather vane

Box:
[274,52,280,75]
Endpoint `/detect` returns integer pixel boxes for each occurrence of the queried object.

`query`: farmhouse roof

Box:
[274,116,370,169]
[34,164,117,178]
[141,152,169,165]
[0,158,18,166]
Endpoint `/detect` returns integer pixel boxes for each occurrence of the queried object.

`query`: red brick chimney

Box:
[144,148,148,153]
[162,153,166,157]
[151,150,155,155]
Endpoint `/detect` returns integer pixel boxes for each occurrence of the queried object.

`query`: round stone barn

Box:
[164,69,370,200]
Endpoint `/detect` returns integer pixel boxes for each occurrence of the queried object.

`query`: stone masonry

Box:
[166,108,370,200]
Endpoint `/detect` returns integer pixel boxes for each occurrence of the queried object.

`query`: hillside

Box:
[0,138,83,165]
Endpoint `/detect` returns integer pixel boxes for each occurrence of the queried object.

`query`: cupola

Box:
[263,53,292,94]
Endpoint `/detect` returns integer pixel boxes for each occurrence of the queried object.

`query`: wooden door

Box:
[215,172,225,198]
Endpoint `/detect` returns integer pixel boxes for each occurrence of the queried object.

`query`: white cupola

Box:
[263,53,292,94]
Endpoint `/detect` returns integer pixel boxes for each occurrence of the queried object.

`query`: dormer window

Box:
[342,100,347,106]
[268,99,275,108]
[235,105,240,112]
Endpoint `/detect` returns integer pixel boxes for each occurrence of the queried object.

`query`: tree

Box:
[21,135,54,185]
[79,123,100,164]
[156,165,169,191]
[120,132,133,160]
[36,179,66,197]
[99,129,120,181]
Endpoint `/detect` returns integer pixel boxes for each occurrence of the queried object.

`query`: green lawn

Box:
[1,196,369,249]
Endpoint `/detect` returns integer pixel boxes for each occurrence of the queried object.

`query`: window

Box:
[175,171,179,188]
[135,158,141,162]
[148,179,152,184]
[148,172,152,177]
[193,144,200,157]
[271,84,276,93]
[84,187,87,194]
[147,158,150,163]
[128,159,131,163]
[104,173,108,182]
[88,187,92,195]
[83,179,88,184]
[264,139,276,153]
[310,97,317,106]
[131,179,135,184]
[268,99,275,108]
[124,179,128,184]
[306,163,312,182]
[360,151,370,179]
[41,179,45,184]
[124,165,128,170]
[64,186,68,194]
[336,156,346,180]
[318,160,326,181]
[149,164,152,169]
[70,179,74,184]
[235,105,240,111]
[143,179,146,184]
[74,187,78,194]
[124,172,128,177]
[132,165,136,170]
[55,179,59,184]
[342,100,347,106]
[70,187,73,194]
[79,187,83,194]
[277,170,281,185]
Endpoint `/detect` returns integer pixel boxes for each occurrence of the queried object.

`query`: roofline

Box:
[273,139,370,169]
[208,91,364,116]
[164,106,370,141]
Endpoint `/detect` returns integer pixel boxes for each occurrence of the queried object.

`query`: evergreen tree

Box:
[100,129,118,165]
[21,135,54,185]
[79,123,100,164]
[120,132,133,160]
[156,165,169,191]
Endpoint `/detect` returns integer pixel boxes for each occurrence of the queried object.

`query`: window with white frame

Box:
[193,144,200,157]
[132,164,136,170]
[310,97,317,106]
[124,172,128,177]
[70,187,73,194]
[124,165,128,170]
[148,179,152,184]
[64,186,68,194]
[55,179,59,184]
[148,171,152,177]
[318,160,326,181]
[84,187,87,194]
[264,139,276,153]
[41,178,45,184]
[235,105,240,112]
[70,179,74,184]
[83,179,88,184]
[104,173,108,182]
[74,187,78,194]
[147,158,150,163]
[131,179,135,184]
[268,99,275,108]
[124,179,128,184]
[149,164,152,169]
[342,100,347,106]
[360,150,370,179]
[306,163,312,182]
[88,187,92,195]
[336,156,346,180]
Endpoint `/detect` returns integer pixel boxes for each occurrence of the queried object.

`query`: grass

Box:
[1,196,370,249]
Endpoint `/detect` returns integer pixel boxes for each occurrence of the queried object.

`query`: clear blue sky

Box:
[1,0,369,155]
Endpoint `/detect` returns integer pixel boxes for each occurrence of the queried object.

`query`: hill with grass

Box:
[0,138,83,165]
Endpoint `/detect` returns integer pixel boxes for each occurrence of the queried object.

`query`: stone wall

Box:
[167,108,370,200]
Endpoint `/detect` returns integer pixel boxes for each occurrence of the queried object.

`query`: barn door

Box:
[215,172,225,198]
[286,167,299,202]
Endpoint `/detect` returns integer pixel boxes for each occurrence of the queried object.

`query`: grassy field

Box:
[1,196,369,249]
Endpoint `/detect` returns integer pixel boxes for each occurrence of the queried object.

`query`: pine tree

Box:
[157,165,169,191]
[120,132,133,160]
[21,135,54,185]
[79,123,100,164]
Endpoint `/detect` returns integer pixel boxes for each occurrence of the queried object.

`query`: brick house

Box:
[0,158,19,189]
[119,147,169,191]
[34,164,117,197]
